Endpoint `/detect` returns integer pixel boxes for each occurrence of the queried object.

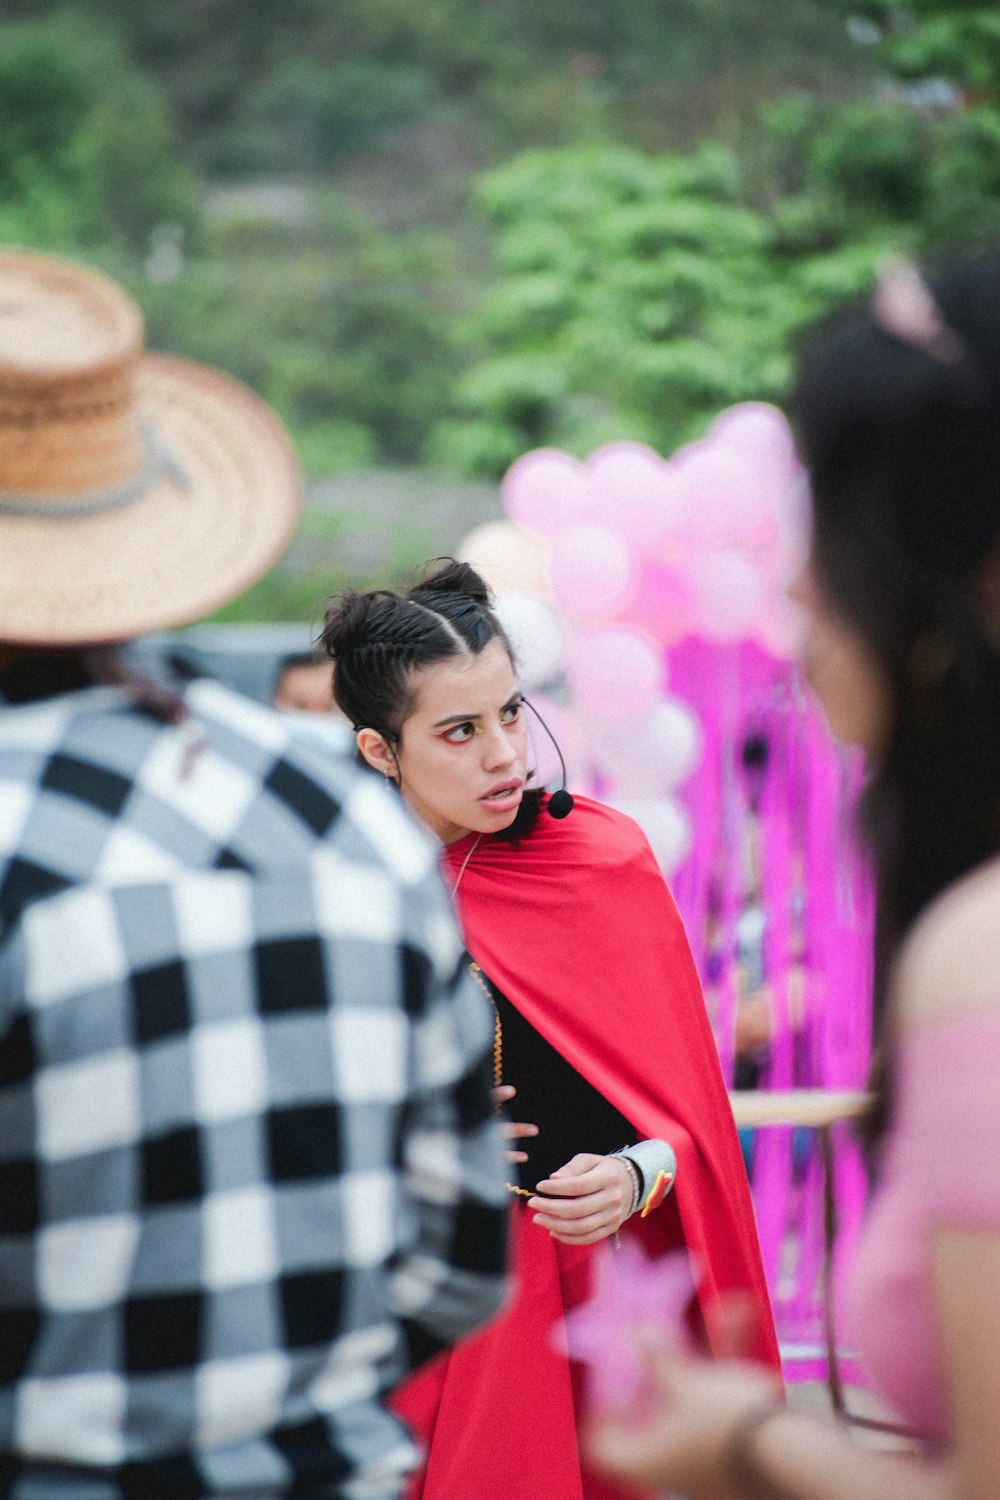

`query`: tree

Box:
[427,140,892,474]
[138,190,462,472]
[876,1,1000,93]
[0,9,194,252]
[429,0,1000,476]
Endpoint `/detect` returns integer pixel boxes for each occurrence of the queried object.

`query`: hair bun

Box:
[320,590,401,660]
[411,557,492,607]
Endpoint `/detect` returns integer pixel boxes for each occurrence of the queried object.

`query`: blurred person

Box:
[588,250,1000,1500]
[0,249,509,1499]
[273,650,354,757]
[272,651,339,714]
[320,558,779,1500]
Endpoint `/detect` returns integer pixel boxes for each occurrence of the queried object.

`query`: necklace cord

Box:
[449,832,483,898]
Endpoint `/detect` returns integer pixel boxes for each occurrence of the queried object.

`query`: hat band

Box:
[0,419,190,520]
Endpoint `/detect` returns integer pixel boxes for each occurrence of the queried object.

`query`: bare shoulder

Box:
[895,856,1000,1034]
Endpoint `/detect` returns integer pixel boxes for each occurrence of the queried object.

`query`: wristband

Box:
[613,1139,677,1217]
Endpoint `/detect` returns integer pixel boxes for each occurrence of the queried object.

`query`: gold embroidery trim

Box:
[468,961,533,1199]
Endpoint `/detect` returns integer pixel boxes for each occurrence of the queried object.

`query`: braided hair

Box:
[320,558,542,839]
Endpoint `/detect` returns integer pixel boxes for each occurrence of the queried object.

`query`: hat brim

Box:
[0,354,302,646]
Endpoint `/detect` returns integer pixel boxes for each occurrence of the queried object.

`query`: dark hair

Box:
[277,651,325,674]
[320,557,541,839]
[793,250,1000,1139]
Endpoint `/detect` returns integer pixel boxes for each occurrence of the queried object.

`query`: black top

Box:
[485,971,637,1191]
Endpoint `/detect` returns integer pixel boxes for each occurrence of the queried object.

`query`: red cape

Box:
[445,793,778,1367]
[391,795,778,1500]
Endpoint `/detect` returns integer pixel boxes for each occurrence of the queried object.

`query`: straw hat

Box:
[0,247,302,645]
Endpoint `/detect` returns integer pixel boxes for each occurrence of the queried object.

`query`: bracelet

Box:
[613,1139,677,1217]
[724,1401,800,1500]
[611,1152,642,1214]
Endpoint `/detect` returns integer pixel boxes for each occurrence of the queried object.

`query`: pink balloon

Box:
[755,594,809,660]
[501,449,589,537]
[708,403,799,488]
[585,442,681,551]
[621,560,695,647]
[567,628,664,723]
[672,444,773,551]
[591,698,702,796]
[766,471,812,584]
[690,549,764,642]
[547,524,635,624]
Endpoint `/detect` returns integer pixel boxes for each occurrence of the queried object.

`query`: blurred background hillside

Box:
[3,0,998,618]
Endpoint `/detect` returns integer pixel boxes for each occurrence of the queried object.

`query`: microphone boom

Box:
[523,698,576,819]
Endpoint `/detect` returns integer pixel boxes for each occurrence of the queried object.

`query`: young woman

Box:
[587,251,1000,1500]
[320,562,779,1500]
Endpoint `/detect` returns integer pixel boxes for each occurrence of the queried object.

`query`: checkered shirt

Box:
[0,679,509,1499]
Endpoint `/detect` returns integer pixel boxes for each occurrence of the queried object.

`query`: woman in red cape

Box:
[320,559,779,1500]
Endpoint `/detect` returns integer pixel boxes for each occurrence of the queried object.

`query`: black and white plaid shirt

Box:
[0,677,509,1499]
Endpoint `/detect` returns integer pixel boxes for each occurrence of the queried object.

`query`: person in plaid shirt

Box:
[0,249,509,1499]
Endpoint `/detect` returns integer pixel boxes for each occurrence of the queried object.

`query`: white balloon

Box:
[590,697,702,796]
[647,698,702,788]
[522,694,590,790]
[608,795,693,876]
[494,590,568,689]
[458,520,549,594]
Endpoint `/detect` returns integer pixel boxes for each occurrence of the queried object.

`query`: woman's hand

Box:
[586,1332,782,1500]
[528,1152,635,1244]
[492,1084,538,1164]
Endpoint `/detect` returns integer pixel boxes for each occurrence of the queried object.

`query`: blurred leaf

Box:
[0,7,194,250]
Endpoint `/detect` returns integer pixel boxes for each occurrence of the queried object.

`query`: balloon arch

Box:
[460,405,874,1381]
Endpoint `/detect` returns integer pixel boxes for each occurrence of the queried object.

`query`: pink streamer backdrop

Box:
[666,639,873,1382]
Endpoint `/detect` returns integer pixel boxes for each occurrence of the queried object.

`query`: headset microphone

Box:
[523,698,575,819]
[546,786,575,819]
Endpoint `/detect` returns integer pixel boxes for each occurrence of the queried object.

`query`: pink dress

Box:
[848,1013,1000,1443]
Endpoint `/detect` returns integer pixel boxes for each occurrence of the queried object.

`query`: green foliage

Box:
[86,66,193,247]
[924,107,1000,243]
[136,190,462,473]
[0,8,193,251]
[7,0,1000,599]
[429,141,892,473]
[216,58,434,175]
[0,28,89,177]
[207,570,339,629]
[6,0,877,172]
[431,0,1000,477]
[880,5,1000,91]
[0,14,98,247]
[805,103,927,220]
